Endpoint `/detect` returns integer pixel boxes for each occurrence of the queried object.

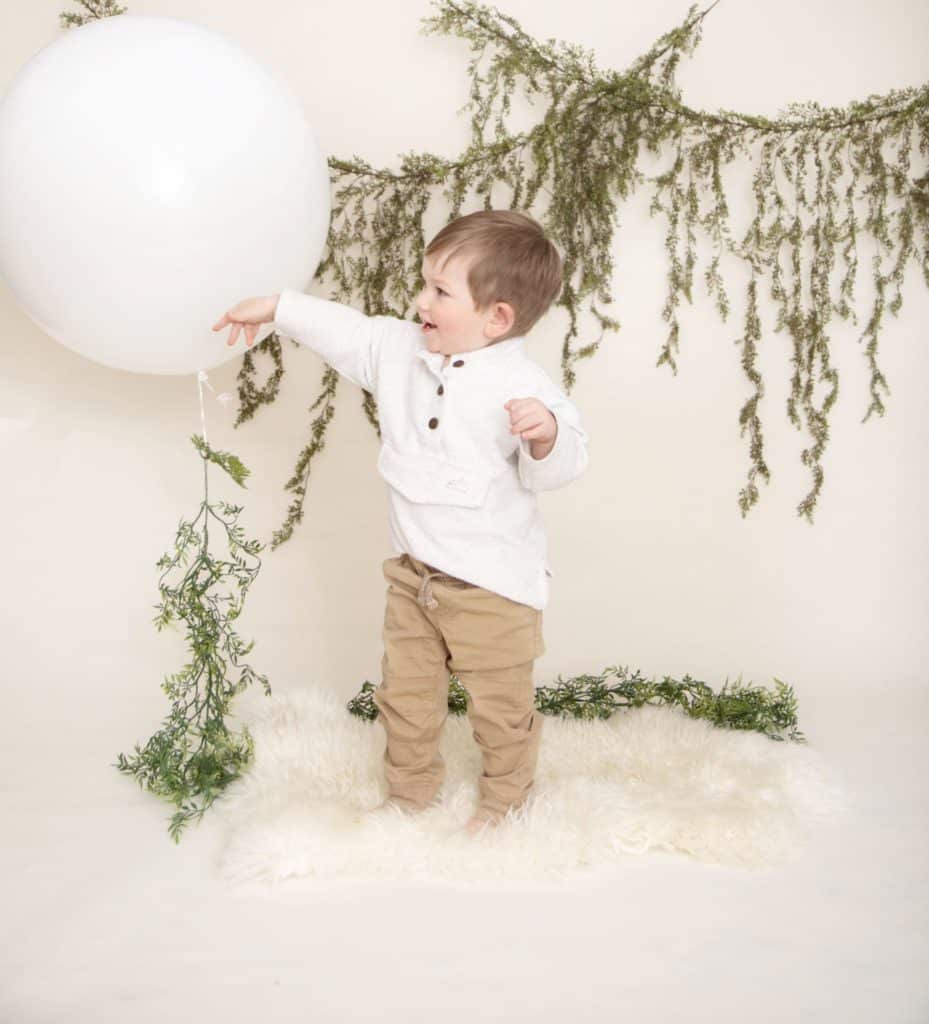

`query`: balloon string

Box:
[197,369,210,445]
[196,369,234,447]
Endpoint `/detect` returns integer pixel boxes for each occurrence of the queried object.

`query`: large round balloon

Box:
[0,14,330,375]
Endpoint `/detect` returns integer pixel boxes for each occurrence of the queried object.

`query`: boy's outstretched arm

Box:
[213,289,386,395]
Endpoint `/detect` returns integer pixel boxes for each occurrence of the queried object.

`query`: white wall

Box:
[2,0,927,737]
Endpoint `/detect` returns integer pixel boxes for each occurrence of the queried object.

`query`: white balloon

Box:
[0,14,330,375]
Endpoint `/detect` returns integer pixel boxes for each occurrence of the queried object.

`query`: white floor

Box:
[2,682,926,1024]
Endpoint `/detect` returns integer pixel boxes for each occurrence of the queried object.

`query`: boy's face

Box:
[415,250,514,357]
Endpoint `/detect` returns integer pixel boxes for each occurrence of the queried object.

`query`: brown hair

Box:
[423,209,564,342]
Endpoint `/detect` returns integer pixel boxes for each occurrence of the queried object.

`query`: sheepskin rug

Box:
[213,686,851,885]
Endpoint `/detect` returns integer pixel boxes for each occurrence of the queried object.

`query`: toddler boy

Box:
[213,209,590,838]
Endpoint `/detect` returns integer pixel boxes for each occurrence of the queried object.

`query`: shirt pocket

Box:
[377,440,493,508]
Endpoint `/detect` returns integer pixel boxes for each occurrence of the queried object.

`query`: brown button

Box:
[428,417,439,429]
[437,384,444,395]
[452,359,465,367]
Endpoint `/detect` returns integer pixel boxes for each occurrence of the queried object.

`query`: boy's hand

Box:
[211,294,280,348]
[503,397,557,443]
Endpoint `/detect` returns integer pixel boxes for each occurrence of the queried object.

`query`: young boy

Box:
[213,209,590,839]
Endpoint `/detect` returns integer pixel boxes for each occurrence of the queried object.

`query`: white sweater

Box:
[273,289,590,610]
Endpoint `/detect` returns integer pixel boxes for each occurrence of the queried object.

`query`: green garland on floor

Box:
[347,665,805,743]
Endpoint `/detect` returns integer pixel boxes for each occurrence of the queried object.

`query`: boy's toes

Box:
[463,815,496,838]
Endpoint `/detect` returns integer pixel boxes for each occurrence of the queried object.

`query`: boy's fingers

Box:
[505,398,542,414]
[504,399,526,417]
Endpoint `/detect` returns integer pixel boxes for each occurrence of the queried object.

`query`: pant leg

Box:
[372,555,452,811]
[441,587,546,824]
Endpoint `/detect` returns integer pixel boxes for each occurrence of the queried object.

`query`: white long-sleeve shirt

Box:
[272,288,590,610]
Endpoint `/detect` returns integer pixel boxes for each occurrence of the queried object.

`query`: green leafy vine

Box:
[112,436,270,842]
[348,666,805,743]
[235,0,927,542]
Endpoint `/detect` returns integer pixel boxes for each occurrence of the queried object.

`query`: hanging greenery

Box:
[112,435,270,842]
[347,666,805,743]
[59,0,126,27]
[224,0,929,541]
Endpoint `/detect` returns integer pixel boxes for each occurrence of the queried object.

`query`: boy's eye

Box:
[436,287,446,296]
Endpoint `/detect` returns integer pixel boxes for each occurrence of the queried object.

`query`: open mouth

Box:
[421,320,437,331]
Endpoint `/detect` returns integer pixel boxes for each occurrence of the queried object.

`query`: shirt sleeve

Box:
[272,288,385,394]
[514,368,590,493]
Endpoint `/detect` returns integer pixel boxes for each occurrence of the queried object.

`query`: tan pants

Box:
[372,553,545,825]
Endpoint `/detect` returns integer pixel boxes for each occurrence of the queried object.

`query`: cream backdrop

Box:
[2,0,927,738]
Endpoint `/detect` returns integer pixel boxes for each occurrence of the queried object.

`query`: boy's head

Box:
[415,209,563,358]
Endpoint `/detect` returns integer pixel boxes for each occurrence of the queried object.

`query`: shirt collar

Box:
[415,333,527,370]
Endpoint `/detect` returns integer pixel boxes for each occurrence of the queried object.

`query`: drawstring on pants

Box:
[417,570,445,610]
[401,553,448,610]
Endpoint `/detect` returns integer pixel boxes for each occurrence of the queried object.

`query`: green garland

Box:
[59,0,126,27]
[347,666,805,743]
[227,0,928,543]
[112,436,270,842]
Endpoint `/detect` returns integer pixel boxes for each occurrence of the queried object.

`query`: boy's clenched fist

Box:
[504,397,557,444]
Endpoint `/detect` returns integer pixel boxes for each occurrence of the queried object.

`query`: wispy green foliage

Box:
[191,433,251,487]
[112,437,270,843]
[62,0,929,532]
[59,0,126,28]
[348,664,805,743]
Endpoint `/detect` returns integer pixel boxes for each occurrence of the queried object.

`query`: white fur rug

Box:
[213,686,851,885]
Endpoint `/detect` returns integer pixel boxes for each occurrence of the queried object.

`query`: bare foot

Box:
[463,815,497,838]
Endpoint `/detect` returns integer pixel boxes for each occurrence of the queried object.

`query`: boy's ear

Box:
[485,300,515,340]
